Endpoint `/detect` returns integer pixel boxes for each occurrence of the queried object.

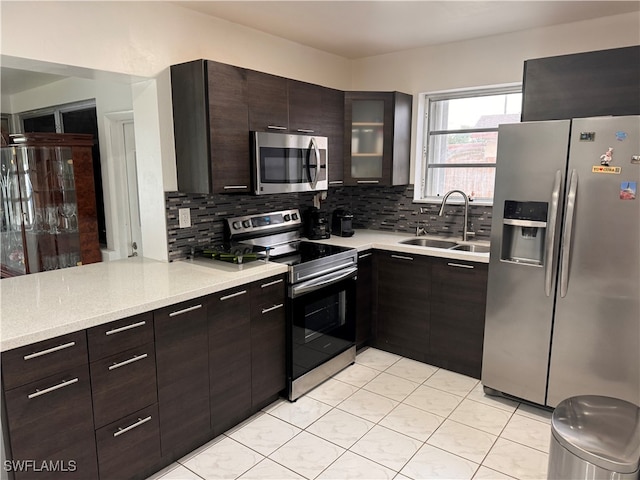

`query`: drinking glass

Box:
[46,206,59,234]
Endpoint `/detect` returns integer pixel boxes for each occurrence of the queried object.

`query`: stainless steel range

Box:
[224,209,358,401]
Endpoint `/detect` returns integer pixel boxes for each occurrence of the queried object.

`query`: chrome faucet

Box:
[438,190,475,242]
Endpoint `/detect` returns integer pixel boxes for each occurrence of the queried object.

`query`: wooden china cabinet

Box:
[0,133,101,277]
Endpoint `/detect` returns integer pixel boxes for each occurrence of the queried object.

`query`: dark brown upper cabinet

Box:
[247,70,289,132]
[171,59,345,194]
[171,60,251,194]
[521,46,640,122]
[344,91,412,187]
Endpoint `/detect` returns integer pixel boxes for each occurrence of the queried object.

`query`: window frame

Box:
[413,83,522,206]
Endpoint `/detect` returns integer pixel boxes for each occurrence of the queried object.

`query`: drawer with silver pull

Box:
[87,312,154,362]
[1,330,88,390]
[90,344,157,429]
[95,403,161,480]
[250,274,286,317]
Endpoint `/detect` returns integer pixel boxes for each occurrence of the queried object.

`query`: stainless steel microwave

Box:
[252,131,328,195]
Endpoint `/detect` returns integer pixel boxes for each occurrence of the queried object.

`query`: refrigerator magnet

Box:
[600,147,613,165]
[615,131,628,141]
[631,155,640,165]
[620,182,637,200]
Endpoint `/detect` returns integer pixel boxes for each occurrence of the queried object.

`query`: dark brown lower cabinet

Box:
[95,404,161,480]
[209,286,252,436]
[374,251,431,361]
[355,251,374,348]
[3,364,98,480]
[154,298,211,460]
[250,276,286,408]
[429,258,488,378]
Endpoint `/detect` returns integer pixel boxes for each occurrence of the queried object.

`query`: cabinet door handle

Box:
[113,416,152,438]
[223,185,248,190]
[391,254,414,261]
[23,342,76,360]
[108,353,148,371]
[261,279,283,289]
[359,253,372,259]
[329,181,343,185]
[297,129,314,133]
[169,304,202,317]
[220,290,247,301]
[357,180,380,184]
[447,263,474,269]
[28,378,79,399]
[261,303,284,314]
[267,125,287,131]
[105,321,146,336]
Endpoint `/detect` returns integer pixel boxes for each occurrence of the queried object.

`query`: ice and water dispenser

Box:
[500,201,548,266]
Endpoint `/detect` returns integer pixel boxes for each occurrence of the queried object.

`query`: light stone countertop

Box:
[0,229,489,352]
[0,257,288,352]
[310,229,491,263]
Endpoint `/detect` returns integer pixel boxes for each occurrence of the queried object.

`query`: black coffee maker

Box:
[332,209,354,237]
[303,207,331,239]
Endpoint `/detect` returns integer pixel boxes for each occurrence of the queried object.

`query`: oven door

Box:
[253,132,328,195]
[288,267,356,383]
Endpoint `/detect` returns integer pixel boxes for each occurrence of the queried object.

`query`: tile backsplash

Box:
[166,186,492,261]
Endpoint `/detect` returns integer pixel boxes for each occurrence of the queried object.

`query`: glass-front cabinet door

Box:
[344,91,412,187]
[0,133,100,278]
[1,147,27,276]
[350,99,385,180]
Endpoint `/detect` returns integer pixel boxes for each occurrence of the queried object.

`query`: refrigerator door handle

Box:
[544,170,563,296]
[559,169,578,298]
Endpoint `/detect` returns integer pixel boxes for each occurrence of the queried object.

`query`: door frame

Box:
[101,111,142,260]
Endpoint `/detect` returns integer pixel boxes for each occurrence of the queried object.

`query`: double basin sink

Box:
[400,237,490,253]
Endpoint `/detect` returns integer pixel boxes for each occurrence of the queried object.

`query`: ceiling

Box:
[1,67,68,96]
[174,1,640,59]
[2,1,638,97]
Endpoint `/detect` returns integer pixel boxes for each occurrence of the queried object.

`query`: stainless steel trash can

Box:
[548,395,640,480]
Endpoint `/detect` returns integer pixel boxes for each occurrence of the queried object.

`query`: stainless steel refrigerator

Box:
[482,116,639,408]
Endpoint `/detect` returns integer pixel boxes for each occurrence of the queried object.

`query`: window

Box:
[414,86,521,204]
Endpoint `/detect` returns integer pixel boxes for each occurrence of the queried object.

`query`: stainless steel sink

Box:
[400,237,490,253]
[400,238,459,248]
[450,244,491,253]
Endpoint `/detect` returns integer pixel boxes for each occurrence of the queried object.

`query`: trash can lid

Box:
[551,395,640,474]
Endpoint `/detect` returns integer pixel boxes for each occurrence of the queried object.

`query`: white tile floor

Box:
[148,348,553,480]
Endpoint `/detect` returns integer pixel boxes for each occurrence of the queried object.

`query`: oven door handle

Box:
[291,266,357,298]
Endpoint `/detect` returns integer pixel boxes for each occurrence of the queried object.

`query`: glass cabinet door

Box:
[1,145,82,276]
[25,145,81,273]
[0,147,27,276]
[350,99,385,180]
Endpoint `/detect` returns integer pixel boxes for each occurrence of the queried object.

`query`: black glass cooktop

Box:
[270,241,354,266]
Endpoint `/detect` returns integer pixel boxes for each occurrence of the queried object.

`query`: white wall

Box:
[350,12,640,177]
[0,1,352,88]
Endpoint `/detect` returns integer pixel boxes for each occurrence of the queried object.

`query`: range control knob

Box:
[242,220,251,228]
[232,221,241,230]
[291,213,299,221]
[283,214,291,222]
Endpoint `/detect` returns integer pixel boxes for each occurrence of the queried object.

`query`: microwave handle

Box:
[307,137,321,189]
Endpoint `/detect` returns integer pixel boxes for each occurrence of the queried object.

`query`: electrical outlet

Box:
[178,208,191,228]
